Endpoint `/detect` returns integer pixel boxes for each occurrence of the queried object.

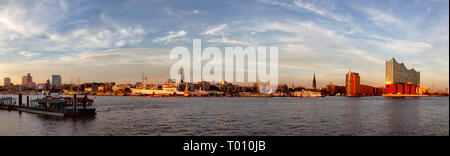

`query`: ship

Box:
[132,87,185,96]
[293,90,325,98]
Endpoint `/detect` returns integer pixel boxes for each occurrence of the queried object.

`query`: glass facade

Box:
[385,58,420,85]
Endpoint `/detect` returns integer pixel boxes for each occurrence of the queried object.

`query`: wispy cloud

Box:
[261,0,350,23]
[18,51,39,58]
[59,0,68,12]
[162,7,205,16]
[293,0,350,23]
[207,35,249,46]
[203,24,228,35]
[153,30,187,44]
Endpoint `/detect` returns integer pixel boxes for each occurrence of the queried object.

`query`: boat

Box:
[131,87,184,96]
[293,90,325,98]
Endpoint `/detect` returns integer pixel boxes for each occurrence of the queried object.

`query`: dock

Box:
[0,94,96,118]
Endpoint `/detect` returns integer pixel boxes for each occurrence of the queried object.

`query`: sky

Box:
[0,0,448,89]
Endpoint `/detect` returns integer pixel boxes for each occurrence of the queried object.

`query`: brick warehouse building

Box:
[385,58,420,94]
[345,71,384,97]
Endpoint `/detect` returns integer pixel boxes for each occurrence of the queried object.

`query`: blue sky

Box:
[0,0,448,89]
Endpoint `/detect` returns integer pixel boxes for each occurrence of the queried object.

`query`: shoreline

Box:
[1,93,448,98]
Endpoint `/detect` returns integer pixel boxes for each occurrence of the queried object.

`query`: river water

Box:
[0,96,448,136]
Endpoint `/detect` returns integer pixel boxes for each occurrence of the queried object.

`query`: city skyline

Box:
[0,0,449,89]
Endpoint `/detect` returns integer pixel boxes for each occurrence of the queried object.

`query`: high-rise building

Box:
[385,58,420,94]
[52,75,62,88]
[312,73,317,90]
[3,77,11,87]
[22,76,28,86]
[27,73,32,85]
[21,73,34,88]
[346,72,360,96]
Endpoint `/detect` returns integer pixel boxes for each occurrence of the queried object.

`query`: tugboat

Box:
[15,90,96,117]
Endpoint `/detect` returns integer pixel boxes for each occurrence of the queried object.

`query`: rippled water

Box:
[0,96,448,136]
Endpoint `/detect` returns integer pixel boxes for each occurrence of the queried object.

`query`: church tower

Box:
[312,73,317,90]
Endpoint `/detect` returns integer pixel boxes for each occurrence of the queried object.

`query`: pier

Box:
[0,94,96,118]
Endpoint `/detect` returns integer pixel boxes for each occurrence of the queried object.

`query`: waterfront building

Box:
[112,84,132,92]
[385,58,420,94]
[37,83,48,90]
[418,86,430,95]
[360,85,384,96]
[346,72,360,96]
[52,75,62,88]
[3,77,11,87]
[21,73,34,88]
[326,83,345,95]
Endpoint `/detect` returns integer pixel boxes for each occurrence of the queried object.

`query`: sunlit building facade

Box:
[346,72,360,96]
[4,77,11,87]
[385,58,420,94]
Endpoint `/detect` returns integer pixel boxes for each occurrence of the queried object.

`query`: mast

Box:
[142,72,147,89]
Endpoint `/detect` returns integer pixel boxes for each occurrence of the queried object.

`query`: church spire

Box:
[313,73,317,90]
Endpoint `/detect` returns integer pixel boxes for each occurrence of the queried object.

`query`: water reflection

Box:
[0,96,448,136]
[383,98,420,135]
[344,98,362,136]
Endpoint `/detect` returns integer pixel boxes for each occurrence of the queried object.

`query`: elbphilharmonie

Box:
[385,58,420,94]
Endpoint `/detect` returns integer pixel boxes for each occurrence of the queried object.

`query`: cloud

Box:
[153,30,187,44]
[18,51,39,57]
[293,0,349,23]
[203,24,228,35]
[260,0,350,23]
[382,40,432,54]
[45,26,145,51]
[252,20,386,69]
[162,7,205,16]
[1,7,147,53]
[193,9,200,14]
[0,3,46,38]
[207,35,248,46]
[2,48,175,84]
[59,0,68,12]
